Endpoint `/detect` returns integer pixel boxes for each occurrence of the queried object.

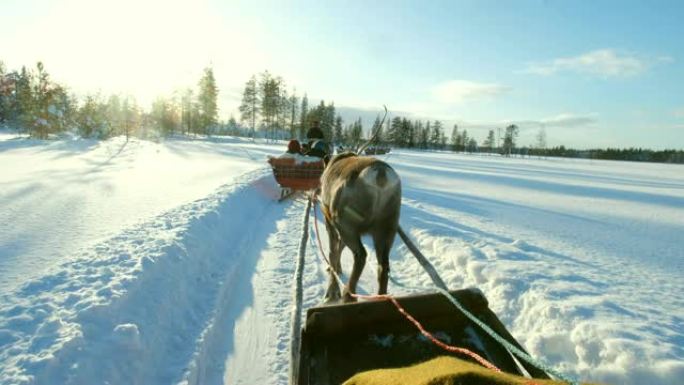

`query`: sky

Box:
[1,0,683,149]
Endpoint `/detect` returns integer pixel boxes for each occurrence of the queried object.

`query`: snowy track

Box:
[1,168,291,384]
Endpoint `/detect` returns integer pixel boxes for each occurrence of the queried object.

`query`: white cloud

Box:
[456,113,596,130]
[526,49,670,78]
[538,113,597,128]
[673,107,684,118]
[431,80,510,104]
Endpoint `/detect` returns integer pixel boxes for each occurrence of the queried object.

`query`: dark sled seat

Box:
[297,289,550,385]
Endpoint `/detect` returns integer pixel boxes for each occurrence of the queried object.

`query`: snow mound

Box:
[0,168,277,384]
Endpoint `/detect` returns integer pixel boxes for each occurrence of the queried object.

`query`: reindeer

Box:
[319,152,401,302]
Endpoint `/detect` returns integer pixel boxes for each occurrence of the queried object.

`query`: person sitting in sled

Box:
[306,139,329,159]
[306,120,324,141]
[304,120,331,161]
[276,139,301,160]
[286,139,301,155]
[274,139,322,164]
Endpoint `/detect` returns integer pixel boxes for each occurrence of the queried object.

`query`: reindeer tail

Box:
[361,162,399,191]
[376,166,388,188]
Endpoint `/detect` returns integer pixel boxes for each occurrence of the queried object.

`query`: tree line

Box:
[238,77,684,164]
[2,61,681,164]
[238,70,382,148]
[370,117,523,156]
[0,60,219,139]
[529,146,684,163]
[238,70,335,141]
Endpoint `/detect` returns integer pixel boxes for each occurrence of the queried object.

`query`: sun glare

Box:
[8,0,264,107]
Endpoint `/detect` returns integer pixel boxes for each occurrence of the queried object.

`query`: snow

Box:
[0,134,682,385]
[0,135,281,293]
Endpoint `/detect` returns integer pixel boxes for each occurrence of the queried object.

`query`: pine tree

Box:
[459,129,469,152]
[299,93,308,139]
[350,118,363,147]
[105,94,122,137]
[32,62,53,138]
[430,120,443,149]
[0,60,5,124]
[0,61,11,125]
[152,97,178,135]
[450,124,459,151]
[502,124,519,156]
[16,66,34,132]
[288,90,298,139]
[399,118,411,148]
[536,127,547,152]
[259,71,283,139]
[334,115,343,145]
[483,129,495,153]
[371,115,384,145]
[77,95,108,138]
[122,96,140,140]
[50,86,74,135]
[408,120,418,148]
[467,138,478,153]
[419,121,429,149]
[276,78,289,135]
[239,76,259,139]
[181,88,197,135]
[386,117,391,147]
[197,67,218,135]
[323,102,335,140]
[388,116,401,146]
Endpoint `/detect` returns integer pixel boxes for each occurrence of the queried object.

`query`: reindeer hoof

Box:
[325,284,341,302]
[342,289,358,303]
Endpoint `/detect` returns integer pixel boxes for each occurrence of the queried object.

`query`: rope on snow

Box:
[288,197,311,385]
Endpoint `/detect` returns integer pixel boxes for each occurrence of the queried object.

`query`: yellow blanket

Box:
[343,356,597,385]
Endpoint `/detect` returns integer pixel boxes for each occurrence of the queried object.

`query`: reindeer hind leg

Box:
[338,228,367,303]
[323,219,343,302]
[373,228,396,295]
[325,219,344,274]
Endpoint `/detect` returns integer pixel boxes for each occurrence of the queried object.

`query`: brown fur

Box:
[319,153,401,302]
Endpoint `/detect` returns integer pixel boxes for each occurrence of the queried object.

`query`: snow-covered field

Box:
[1,134,682,385]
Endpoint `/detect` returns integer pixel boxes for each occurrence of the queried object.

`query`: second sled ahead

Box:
[267,156,324,200]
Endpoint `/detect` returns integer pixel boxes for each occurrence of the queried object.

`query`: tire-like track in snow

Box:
[215,197,327,385]
[186,196,325,384]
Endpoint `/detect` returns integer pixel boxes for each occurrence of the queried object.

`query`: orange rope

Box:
[361,292,501,372]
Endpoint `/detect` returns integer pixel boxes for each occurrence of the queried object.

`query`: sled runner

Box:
[267,157,324,200]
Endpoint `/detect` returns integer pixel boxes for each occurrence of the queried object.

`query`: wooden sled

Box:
[295,289,551,385]
[268,157,324,200]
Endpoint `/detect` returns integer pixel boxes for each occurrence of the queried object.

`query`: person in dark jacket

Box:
[306,120,324,141]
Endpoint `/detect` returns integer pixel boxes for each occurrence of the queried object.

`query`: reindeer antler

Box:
[356,105,388,155]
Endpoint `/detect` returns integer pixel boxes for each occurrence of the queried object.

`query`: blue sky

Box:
[2,0,683,149]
